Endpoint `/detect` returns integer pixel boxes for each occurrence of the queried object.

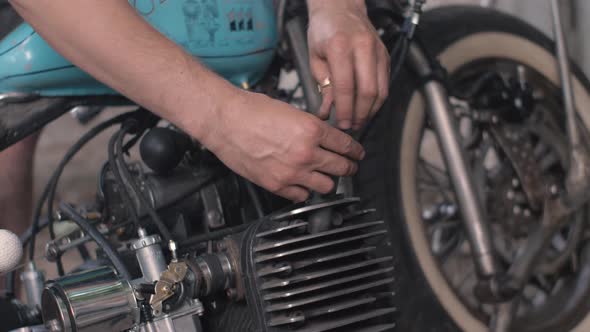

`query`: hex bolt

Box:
[513,206,522,215]
[550,184,559,196]
[512,178,520,188]
[506,190,515,200]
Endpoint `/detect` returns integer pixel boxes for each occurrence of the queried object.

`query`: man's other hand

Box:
[307,0,390,131]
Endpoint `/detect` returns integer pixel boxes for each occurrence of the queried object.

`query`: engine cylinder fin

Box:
[291,246,377,270]
[304,296,380,318]
[342,208,377,220]
[349,323,397,332]
[257,221,309,238]
[257,263,293,278]
[255,220,385,252]
[295,307,397,332]
[257,246,380,278]
[255,230,388,263]
[262,257,393,290]
[264,266,394,300]
[265,277,394,312]
[247,200,396,331]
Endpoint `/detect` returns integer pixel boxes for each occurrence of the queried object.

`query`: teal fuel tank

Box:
[0,0,278,96]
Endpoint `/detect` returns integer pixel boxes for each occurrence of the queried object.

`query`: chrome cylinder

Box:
[20,262,44,308]
[131,230,166,283]
[41,266,139,332]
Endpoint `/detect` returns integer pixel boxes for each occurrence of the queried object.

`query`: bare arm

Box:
[8,0,365,202]
[9,0,225,142]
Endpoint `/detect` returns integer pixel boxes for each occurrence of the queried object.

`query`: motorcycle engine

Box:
[34,126,396,332]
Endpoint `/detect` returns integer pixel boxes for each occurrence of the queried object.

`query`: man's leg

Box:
[0,134,39,236]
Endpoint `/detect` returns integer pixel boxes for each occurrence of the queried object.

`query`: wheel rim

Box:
[400,32,590,332]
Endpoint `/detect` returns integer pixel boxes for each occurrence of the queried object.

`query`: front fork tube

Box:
[409,44,498,278]
[550,0,590,199]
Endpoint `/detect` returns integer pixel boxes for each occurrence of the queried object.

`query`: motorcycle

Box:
[1,0,589,331]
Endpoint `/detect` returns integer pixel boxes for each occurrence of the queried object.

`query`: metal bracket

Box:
[149,261,188,316]
[200,184,226,229]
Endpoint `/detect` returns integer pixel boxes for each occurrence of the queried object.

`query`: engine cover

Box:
[241,198,397,332]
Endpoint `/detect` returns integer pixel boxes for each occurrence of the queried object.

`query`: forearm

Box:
[8,0,233,141]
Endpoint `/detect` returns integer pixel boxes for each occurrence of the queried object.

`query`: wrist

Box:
[307,0,366,15]
[160,57,240,148]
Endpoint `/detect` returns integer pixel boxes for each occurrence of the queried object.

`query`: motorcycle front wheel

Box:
[358,6,590,332]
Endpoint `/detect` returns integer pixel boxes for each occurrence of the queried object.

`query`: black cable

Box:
[179,223,250,248]
[245,180,265,219]
[108,129,141,229]
[29,112,134,264]
[115,126,173,243]
[59,202,131,280]
[390,37,409,85]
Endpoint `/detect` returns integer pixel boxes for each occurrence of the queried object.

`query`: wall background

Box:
[426,0,588,75]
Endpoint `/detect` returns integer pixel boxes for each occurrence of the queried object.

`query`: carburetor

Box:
[40,228,239,332]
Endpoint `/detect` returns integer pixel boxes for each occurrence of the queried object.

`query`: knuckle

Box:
[317,181,335,194]
[355,114,369,126]
[342,135,354,153]
[292,145,315,165]
[355,34,375,48]
[359,85,378,99]
[339,161,354,176]
[328,33,351,53]
[299,119,324,139]
[284,169,299,183]
[347,162,359,175]
[300,191,311,202]
[266,180,282,193]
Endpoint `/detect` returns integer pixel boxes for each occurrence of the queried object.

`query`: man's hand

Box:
[200,90,365,202]
[307,0,390,131]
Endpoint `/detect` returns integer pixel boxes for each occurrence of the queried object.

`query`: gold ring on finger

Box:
[317,77,332,93]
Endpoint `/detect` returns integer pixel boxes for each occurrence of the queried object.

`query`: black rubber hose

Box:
[59,203,131,280]
[115,127,173,243]
[30,112,133,263]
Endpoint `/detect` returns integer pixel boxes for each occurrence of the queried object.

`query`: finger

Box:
[299,171,335,194]
[276,185,310,202]
[319,125,365,160]
[314,149,359,177]
[372,46,391,118]
[352,38,378,130]
[310,57,333,119]
[326,42,355,130]
[318,88,334,120]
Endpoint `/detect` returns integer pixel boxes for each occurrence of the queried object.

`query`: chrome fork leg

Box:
[550,0,590,198]
[409,44,498,277]
[423,81,497,277]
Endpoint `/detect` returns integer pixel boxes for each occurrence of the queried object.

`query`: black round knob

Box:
[140,127,189,174]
